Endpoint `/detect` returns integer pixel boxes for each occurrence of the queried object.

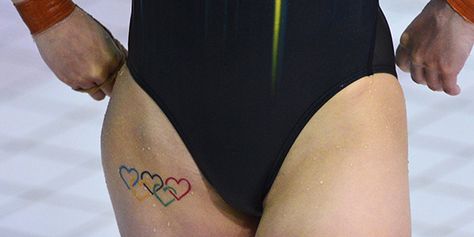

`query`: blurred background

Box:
[1,0,473,236]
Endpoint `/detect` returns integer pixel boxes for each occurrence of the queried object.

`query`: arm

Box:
[11,0,126,100]
[395,0,474,96]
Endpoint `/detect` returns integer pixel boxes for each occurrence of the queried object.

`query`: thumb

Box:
[395,44,411,73]
[395,32,412,72]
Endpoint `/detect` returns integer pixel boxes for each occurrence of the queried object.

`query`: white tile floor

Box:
[1,0,473,236]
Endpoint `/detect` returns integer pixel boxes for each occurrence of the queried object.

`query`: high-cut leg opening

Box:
[125,61,217,192]
[261,66,398,201]
[260,4,398,205]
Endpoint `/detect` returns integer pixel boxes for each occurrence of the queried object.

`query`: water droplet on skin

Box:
[167,222,171,227]
[363,144,368,149]
[153,228,157,232]
[319,180,324,184]
[147,147,151,150]
[190,191,194,195]
[306,187,310,191]
[349,163,353,167]
[141,147,145,151]
[152,203,156,208]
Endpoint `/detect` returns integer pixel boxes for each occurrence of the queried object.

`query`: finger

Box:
[72,79,97,91]
[423,68,443,91]
[410,62,426,85]
[89,90,106,101]
[395,45,411,72]
[440,72,461,96]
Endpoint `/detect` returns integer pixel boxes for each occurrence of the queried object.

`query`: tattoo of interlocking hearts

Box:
[118,165,192,207]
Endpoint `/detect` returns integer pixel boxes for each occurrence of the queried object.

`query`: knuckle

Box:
[409,53,423,65]
[439,68,450,75]
[423,61,437,71]
[400,32,410,46]
[108,49,123,65]
[436,59,456,74]
[408,47,427,64]
[89,67,108,83]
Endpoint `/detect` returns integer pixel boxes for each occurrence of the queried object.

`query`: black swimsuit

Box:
[127,0,397,217]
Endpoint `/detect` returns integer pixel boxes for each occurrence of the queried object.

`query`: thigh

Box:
[101,64,258,237]
[256,73,411,237]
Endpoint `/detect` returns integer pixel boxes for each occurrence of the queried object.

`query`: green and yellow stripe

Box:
[271,0,287,95]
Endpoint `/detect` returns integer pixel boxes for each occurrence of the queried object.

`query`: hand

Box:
[32,6,126,100]
[395,0,474,96]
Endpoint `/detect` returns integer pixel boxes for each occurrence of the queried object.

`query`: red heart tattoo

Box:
[165,177,191,201]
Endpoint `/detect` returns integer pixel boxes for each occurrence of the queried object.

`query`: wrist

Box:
[446,0,474,24]
[13,0,76,35]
